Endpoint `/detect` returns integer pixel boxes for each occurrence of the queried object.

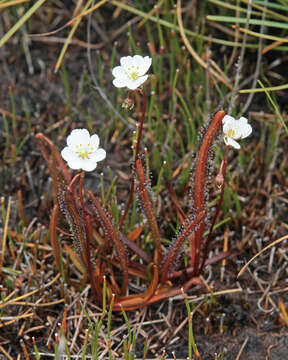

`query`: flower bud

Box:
[215,160,224,189]
[122,96,135,110]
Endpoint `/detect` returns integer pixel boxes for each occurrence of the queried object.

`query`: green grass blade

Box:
[240,83,288,93]
[206,15,288,29]
[253,0,288,10]
[258,80,288,135]
[0,0,47,48]
[111,0,258,48]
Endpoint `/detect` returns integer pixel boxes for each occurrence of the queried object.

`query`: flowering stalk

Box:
[72,171,98,300]
[112,55,151,230]
[133,88,147,159]
[119,88,147,229]
[199,146,230,272]
[84,214,97,300]
[190,110,226,274]
[79,171,86,216]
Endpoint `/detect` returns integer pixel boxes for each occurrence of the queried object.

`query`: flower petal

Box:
[138,56,152,76]
[131,55,143,66]
[120,56,133,71]
[125,75,148,90]
[226,137,241,149]
[67,158,86,170]
[238,117,248,125]
[231,123,243,139]
[62,146,85,169]
[90,134,100,150]
[222,115,235,126]
[81,160,97,172]
[61,147,74,162]
[112,65,126,79]
[67,129,90,148]
[113,77,128,88]
[90,148,106,162]
[241,123,252,139]
[223,122,233,135]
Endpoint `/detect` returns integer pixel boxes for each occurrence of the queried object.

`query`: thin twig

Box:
[237,234,288,278]
[235,336,249,360]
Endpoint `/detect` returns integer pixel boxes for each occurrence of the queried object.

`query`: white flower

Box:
[61,129,106,172]
[222,115,252,149]
[112,55,152,90]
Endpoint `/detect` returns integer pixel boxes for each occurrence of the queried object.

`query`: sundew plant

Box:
[36,54,252,311]
[5,0,288,358]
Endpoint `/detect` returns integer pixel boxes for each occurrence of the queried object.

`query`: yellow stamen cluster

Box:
[227,128,236,138]
[126,65,140,80]
[74,143,94,159]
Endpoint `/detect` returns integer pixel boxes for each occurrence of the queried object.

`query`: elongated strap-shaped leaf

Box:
[161,210,206,284]
[135,159,162,265]
[113,265,158,311]
[88,192,129,295]
[191,110,226,273]
[49,205,66,281]
[35,133,71,184]
[64,189,88,267]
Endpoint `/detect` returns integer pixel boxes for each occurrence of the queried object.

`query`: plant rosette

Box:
[61,129,106,172]
[112,55,152,90]
[222,115,252,149]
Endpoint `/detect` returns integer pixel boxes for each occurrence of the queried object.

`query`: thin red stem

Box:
[85,214,97,300]
[199,146,230,272]
[79,171,86,216]
[134,88,146,159]
[67,172,81,192]
[78,171,97,299]
[136,158,162,266]
[119,88,147,229]
[118,179,135,230]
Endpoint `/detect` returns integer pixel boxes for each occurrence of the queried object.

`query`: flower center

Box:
[128,71,139,80]
[227,128,236,138]
[126,65,140,81]
[74,143,94,159]
[78,150,90,159]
